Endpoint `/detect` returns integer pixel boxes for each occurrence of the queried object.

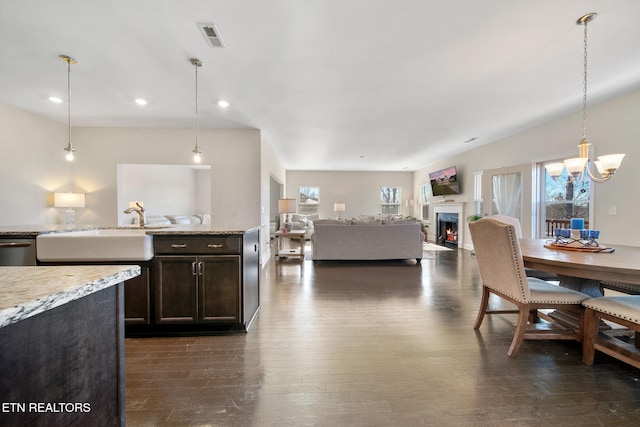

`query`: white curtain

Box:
[492,173,522,218]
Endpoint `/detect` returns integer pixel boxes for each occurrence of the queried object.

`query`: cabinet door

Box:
[198,255,241,323]
[155,256,198,324]
[124,267,150,325]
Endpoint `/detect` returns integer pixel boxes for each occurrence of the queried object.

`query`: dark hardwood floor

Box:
[125,245,640,426]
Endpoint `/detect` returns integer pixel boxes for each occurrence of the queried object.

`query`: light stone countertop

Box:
[0,225,97,236]
[0,224,262,236]
[143,224,262,235]
[0,265,140,328]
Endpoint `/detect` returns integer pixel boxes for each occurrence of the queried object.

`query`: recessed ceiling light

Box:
[135,98,148,106]
[218,100,230,108]
[49,96,63,103]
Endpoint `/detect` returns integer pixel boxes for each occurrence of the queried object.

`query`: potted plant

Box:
[467,214,482,223]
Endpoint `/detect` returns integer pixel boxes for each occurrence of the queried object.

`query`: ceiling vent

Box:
[198,23,225,48]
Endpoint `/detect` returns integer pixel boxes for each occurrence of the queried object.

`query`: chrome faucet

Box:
[124,202,146,226]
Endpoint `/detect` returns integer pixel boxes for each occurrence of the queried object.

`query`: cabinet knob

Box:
[171,244,188,248]
[207,244,223,248]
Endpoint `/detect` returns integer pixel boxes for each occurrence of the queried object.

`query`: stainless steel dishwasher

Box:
[0,238,37,265]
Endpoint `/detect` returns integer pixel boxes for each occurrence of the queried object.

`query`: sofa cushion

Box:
[143,215,172,226]
[314,219,350,226]
[165,215,203,225]
[291,214,308,225]
[350,219,382,225]
[382,218,419,225]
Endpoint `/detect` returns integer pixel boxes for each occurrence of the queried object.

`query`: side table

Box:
[275,230,306,261]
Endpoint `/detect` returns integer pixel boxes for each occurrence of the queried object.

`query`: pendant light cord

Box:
[67,58,72,148]
[190,58,202,161]
[195,61,199,150]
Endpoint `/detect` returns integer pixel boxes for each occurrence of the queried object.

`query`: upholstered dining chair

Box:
[469,218,591,357]
[491,214,558,281]
[582,296,640,368]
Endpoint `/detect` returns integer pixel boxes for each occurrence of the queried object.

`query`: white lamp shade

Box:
[544,162,565,178]
[278,198,297,214]
[334,202,346,212]
[54,192,85,208]
[563,157,588,176]
[596,153,625,172]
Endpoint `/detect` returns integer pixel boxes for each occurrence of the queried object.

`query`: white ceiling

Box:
[1,0,640,171]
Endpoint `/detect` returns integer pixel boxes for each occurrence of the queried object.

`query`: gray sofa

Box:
[311,218,423,262]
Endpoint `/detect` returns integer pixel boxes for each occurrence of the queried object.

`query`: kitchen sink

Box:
[36,229,154,262]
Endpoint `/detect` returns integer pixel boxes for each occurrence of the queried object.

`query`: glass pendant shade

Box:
[595,154,625,173]
[563,157,588,176]
[544,162,565,179]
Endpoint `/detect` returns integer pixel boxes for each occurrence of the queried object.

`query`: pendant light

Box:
[60,55,77,161]
[191,58,203,163]
[545,13,625,183]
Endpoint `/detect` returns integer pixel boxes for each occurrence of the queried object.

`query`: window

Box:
[542,165,591,236]
[380,186,401,215]
[420,184,430,220]
[299,187,319,215]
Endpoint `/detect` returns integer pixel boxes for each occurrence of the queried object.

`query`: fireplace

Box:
[437,212,459,248]
[432,202,465,249]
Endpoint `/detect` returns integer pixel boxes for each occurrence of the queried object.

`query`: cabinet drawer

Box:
[154,236,241,255]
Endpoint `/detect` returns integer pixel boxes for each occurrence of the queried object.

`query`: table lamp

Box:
[334,202,346,220]
[278,198,297,231]
[54,192,85,225]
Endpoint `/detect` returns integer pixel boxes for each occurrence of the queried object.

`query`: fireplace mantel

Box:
[433,202,465,249]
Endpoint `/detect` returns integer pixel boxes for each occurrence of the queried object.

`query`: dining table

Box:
[519,238,640,297]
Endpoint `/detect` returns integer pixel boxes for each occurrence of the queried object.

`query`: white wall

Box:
[260,136,286,261]
[0,102,261,229]
[286,171,414,219]
[414,87,640,248]
[0,103,69,225]
[116,164,211,225]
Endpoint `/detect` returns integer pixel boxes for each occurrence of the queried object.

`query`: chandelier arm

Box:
[584,165,610,183]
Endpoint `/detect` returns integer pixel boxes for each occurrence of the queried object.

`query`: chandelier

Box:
[545,13,625,183]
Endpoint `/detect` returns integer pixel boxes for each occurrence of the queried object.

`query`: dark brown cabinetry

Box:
[143,230,260,335]
[37,257,152,326]
[154,255,240,324]
[123,266,151,325]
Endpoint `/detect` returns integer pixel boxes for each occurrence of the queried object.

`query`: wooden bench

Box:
[583,296,640,368]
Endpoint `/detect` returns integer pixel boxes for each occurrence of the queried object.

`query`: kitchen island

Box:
[0,224,262,337]
[0,265,140,427]
[142,225,261,336]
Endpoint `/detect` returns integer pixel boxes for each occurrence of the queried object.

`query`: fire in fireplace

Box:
[437,213,459,248]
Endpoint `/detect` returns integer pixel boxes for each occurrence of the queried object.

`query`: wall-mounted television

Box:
[429,166,461,196]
